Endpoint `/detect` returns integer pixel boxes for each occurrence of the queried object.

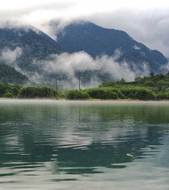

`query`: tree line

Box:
[1,73,169,100]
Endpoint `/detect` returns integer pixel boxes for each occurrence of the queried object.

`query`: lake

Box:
[0,100,169,190]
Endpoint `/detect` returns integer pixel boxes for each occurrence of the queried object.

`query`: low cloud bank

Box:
[0,47,157,88]
[0,47,22,64]
[0,47,31,79]
[32,51,151,88]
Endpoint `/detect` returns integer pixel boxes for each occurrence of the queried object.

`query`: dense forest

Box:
[0,84,57,98]
[1,73,169,100]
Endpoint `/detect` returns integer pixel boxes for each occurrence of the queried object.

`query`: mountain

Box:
[0,27,61,71]
[0,64,28,84]
[0,22,168,85]
[0,26,62,84]
[56,21,168,72]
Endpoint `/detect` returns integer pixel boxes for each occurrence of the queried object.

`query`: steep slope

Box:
[0,64,28,84]
[0,27,61,71]
[56,21,168,72]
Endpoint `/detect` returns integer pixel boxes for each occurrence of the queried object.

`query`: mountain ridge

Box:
[56,21,168,72]
[0,21,168,84]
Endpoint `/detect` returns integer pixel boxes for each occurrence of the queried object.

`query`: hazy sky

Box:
[1,0,169,56]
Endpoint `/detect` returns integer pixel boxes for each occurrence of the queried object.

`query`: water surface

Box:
[0,100,169,190]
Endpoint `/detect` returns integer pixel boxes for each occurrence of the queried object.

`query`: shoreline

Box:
[1,98,169,105]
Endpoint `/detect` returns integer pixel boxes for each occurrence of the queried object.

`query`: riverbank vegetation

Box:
[1,73,169,100]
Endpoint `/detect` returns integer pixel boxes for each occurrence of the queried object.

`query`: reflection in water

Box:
[0,100,169,190]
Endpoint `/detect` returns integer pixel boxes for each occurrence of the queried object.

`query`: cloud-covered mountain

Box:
[56,21,168,73]
[0,21,168,85]
[0,26,61,84]
[0,27,61,70]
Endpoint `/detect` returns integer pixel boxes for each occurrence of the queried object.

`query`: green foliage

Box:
[1,73,169,100]
[19,86,58,98]
[87,88,122,99]
[0,83,20,97]
[98,73,169,100]
[0,83,58,98]
[0,83,7,97]
[157,91,169,100]
[120,87,156,100]
[86,87,156,100]
[3,92,14,98]
[66,90,89,100]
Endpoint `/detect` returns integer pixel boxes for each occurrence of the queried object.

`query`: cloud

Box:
[0,0,168,86]
[0,47,151,87]
[31,51,150,88]
[0,0,169,57]
[0,47,29,78]
[0,47,22,64]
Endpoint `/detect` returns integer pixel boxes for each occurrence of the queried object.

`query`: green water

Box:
[0,100,169,190]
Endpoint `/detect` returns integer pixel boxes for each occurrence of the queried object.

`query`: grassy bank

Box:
[1,73,169,100]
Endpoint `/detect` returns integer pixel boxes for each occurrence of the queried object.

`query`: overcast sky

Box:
[0,0,169,57]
